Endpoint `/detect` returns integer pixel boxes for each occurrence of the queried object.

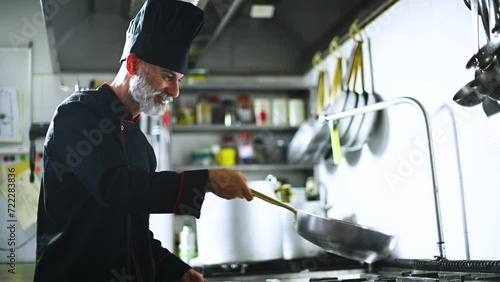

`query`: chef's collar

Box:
[100,83,139,123]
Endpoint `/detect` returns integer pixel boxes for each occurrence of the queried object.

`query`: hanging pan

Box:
[346,37,379,152]
[288,61,331,164]
[317,37,344,164]
[251,189,397,264]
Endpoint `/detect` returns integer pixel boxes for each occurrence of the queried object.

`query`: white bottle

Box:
[178,225,197,263]
[288,99,305,126]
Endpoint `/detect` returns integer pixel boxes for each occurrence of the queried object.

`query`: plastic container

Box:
[237,95,254,124]
[216,134,237,166]
[253,98,271,125]
[238,132,254,163]
[191,148,211,166]
[272,98,288,126]
[288,99,305,126]
[179,224,197,263]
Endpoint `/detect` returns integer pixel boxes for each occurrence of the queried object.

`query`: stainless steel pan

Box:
[251,189,397,263]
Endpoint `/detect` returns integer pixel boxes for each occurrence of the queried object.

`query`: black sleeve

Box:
[148,231,191,282]
[47,101,208,216]
[101,167,208,217]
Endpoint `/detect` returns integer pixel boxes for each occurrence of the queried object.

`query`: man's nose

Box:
[165,81,180,98]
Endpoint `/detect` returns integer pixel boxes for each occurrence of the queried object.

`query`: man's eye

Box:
[162,73,174,80]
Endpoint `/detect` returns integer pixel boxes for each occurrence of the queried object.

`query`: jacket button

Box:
[121,125,124,130]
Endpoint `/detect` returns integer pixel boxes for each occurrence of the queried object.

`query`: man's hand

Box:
[177,269,206,282]
[207,168,253,201]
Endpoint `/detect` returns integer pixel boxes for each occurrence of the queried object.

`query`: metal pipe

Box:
[205,0,246,50]
[435,105,470,260]
[319,96,446,260]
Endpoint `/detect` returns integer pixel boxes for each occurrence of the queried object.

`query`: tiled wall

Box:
[32,73,115,122]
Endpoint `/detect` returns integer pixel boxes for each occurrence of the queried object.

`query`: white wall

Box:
[0,0,117,122]
[0,0,52,74]
[306,0,500,260]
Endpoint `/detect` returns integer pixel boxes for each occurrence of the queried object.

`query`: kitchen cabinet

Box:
[170,81,316,186]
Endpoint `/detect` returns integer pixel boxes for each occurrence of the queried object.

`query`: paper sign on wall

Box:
[0,161,40,230]
[0,87,22,143]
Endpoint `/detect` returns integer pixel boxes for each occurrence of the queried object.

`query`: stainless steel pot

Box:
[251,189,397,264]
[196,177,282,264]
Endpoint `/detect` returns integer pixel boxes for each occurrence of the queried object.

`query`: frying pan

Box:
[287,71,331,164]
[346,38,379,152]
[250,189,397,263]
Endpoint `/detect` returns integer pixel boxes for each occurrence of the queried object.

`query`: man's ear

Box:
[126,54,139,75]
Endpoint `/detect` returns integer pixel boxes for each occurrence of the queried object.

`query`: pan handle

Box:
[250,189,297,214]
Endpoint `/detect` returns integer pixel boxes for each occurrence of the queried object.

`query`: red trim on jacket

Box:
[131,248,140,282]
[172,172,185,213]
[120,120,135,143]
[159,252,173,261]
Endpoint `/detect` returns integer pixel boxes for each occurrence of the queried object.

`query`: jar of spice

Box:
[210,95,224,124]
[222,99,237,127]
[238,132,254,164]
[196,94,212,125]
[237,95,254,124]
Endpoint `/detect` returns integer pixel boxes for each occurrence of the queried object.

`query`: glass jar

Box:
[196,95,212,125]
[210,95,224,124]
[222,99,237,127]
[177,106,195,126]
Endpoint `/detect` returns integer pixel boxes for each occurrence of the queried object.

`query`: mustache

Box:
[146,86,173,103]
[157,92,173,102]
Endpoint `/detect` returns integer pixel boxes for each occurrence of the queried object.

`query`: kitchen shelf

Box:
[174,164,313,172]
[171,124,300,132]
[180,82,313,91]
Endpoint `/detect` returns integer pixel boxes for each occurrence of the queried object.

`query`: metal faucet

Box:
[319,96,446,260]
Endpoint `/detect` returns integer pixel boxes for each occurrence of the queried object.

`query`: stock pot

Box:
[195,177,282,264]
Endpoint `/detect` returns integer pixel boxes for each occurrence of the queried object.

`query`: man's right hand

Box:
[207,168,253,201]
[177,269,206,282]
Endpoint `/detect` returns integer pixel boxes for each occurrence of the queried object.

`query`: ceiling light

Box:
[250,4,275,19]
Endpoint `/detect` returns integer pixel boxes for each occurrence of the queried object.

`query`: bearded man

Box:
[34,0,252,281]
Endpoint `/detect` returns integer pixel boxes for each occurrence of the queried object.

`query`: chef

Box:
[34,0,253,281]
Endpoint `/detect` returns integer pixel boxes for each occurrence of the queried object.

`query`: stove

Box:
[203,270,500,282]
[195,254,500,282]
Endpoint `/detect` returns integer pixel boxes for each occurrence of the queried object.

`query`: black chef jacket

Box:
[34,83,208,282]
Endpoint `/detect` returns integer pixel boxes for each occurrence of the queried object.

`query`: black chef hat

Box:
[120,0,204,74]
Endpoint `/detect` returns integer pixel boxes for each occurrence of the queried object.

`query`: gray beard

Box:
[129,67,171,117]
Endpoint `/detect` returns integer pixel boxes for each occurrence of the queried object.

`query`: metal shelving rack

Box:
[170,80,316,182]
